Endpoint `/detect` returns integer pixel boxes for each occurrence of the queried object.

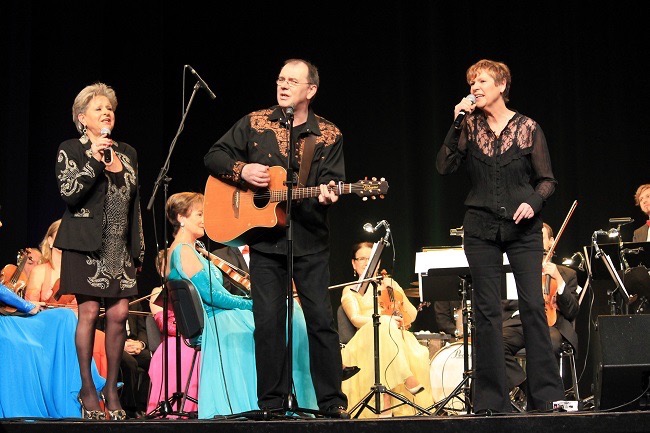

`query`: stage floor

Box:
[3,410,650,433]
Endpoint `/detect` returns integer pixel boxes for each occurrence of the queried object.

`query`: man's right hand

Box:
[241,163,271,187]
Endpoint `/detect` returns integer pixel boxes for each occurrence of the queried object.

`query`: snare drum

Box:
[414,331,451,359]
[429,342,472,410]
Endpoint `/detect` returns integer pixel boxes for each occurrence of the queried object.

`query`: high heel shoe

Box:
[406,384,425,395]
[78,394,106,420]
[100,392,127,420]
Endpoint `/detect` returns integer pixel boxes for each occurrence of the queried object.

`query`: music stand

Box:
[348,234,433,418]
[591,236,631,315]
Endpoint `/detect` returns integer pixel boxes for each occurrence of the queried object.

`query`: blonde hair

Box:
[634,184,650,206]
[39,219,61,263]
[466,59,512,103]
[166,192,204,236]
[72,82,118,134]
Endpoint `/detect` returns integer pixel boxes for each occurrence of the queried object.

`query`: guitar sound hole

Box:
[253,188,270,209]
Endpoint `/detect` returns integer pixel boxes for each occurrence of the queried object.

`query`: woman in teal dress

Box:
[165,192,317,418]
[0,283,105,418]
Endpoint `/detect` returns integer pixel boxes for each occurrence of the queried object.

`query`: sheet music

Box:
[414,248,516,301]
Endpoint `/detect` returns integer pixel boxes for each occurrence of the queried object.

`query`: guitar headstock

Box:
[354,177,388,201]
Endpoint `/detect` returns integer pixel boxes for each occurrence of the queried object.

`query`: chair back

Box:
[145,315,162,353]
[166,279,204,341]
[337,305,357,345]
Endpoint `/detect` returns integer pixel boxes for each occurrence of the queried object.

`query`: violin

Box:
[543,200,577,326]
[195,240,251,294]
[377,270,413,330]
[0,249,31,298]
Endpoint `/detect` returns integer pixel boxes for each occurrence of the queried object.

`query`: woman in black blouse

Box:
[436,59,564,414]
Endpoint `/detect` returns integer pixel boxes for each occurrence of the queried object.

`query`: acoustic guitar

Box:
[204,165,389,246]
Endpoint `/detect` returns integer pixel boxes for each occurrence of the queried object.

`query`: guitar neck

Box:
[272,183,347,202]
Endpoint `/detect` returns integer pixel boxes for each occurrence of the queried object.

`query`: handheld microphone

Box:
[453,94,476,129]
[609,217,634,225]
[100,127,112,164]
[185,65,217,100]
[285,105,294,118]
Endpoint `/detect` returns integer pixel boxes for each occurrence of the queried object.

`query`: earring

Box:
[80,126,88,144]
[353,270,358,277]
[48,244,53,249]
[180,222,185,227]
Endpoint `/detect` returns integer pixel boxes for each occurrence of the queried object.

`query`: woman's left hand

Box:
[513,202,534,224]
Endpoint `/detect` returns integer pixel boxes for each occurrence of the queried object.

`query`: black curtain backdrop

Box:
[2,1,649,394]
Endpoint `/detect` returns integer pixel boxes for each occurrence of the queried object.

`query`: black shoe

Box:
[342,366,360,381]
[325,405,350,419]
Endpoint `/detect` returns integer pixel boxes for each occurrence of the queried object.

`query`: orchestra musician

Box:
[340,242,433,417]
[503,223,580,405]
[633,184,650,242]
[0,281,105,418]
[164,192,317,418]
[24,219,70,305]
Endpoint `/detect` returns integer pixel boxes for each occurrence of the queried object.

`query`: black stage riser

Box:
[4,412,650,433]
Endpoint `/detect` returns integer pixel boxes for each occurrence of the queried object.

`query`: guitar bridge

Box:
[233,189,240,219]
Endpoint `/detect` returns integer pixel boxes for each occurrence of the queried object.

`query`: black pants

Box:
[464,231,564,413]
[250,248,347,411]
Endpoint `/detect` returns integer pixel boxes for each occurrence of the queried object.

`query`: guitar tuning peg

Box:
[372,177,377,181]
[380,177,385,182]
[379,195,385,199]
[371,196,376,200]
[362,197,368,201]
[364,176,368,180]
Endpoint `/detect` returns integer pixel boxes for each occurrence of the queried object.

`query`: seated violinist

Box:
[24,219,73,307]
[340,242,433,418]
[503,222,580,405]
[0,280,105,418]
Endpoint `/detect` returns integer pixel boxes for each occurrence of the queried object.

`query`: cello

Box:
[543,200,578,326]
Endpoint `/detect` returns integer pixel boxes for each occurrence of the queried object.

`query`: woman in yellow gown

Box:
[340,242,433,417]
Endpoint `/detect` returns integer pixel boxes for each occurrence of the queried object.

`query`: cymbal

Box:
[404,288,420,297]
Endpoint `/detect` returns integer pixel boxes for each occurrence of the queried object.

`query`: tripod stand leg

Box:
[349,385,434,418]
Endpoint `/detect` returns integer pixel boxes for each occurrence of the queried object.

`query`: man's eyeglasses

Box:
[276,77,312,88]
[354,257,370,262]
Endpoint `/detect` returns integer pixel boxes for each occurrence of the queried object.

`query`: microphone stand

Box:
[348,227,432,418]
[145,78,203,419]
[275,107,325,418]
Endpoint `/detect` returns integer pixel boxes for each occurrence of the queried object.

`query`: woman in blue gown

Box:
[0,283,105,418]
[165,192,317,418]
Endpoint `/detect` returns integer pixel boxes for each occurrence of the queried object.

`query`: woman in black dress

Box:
[54,82,144,420]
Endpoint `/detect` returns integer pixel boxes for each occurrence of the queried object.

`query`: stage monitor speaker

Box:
[594,315,650,411]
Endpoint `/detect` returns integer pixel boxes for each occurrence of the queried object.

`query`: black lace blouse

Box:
[436,111,557,241]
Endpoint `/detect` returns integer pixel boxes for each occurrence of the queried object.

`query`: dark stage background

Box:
[2,1,649,397]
